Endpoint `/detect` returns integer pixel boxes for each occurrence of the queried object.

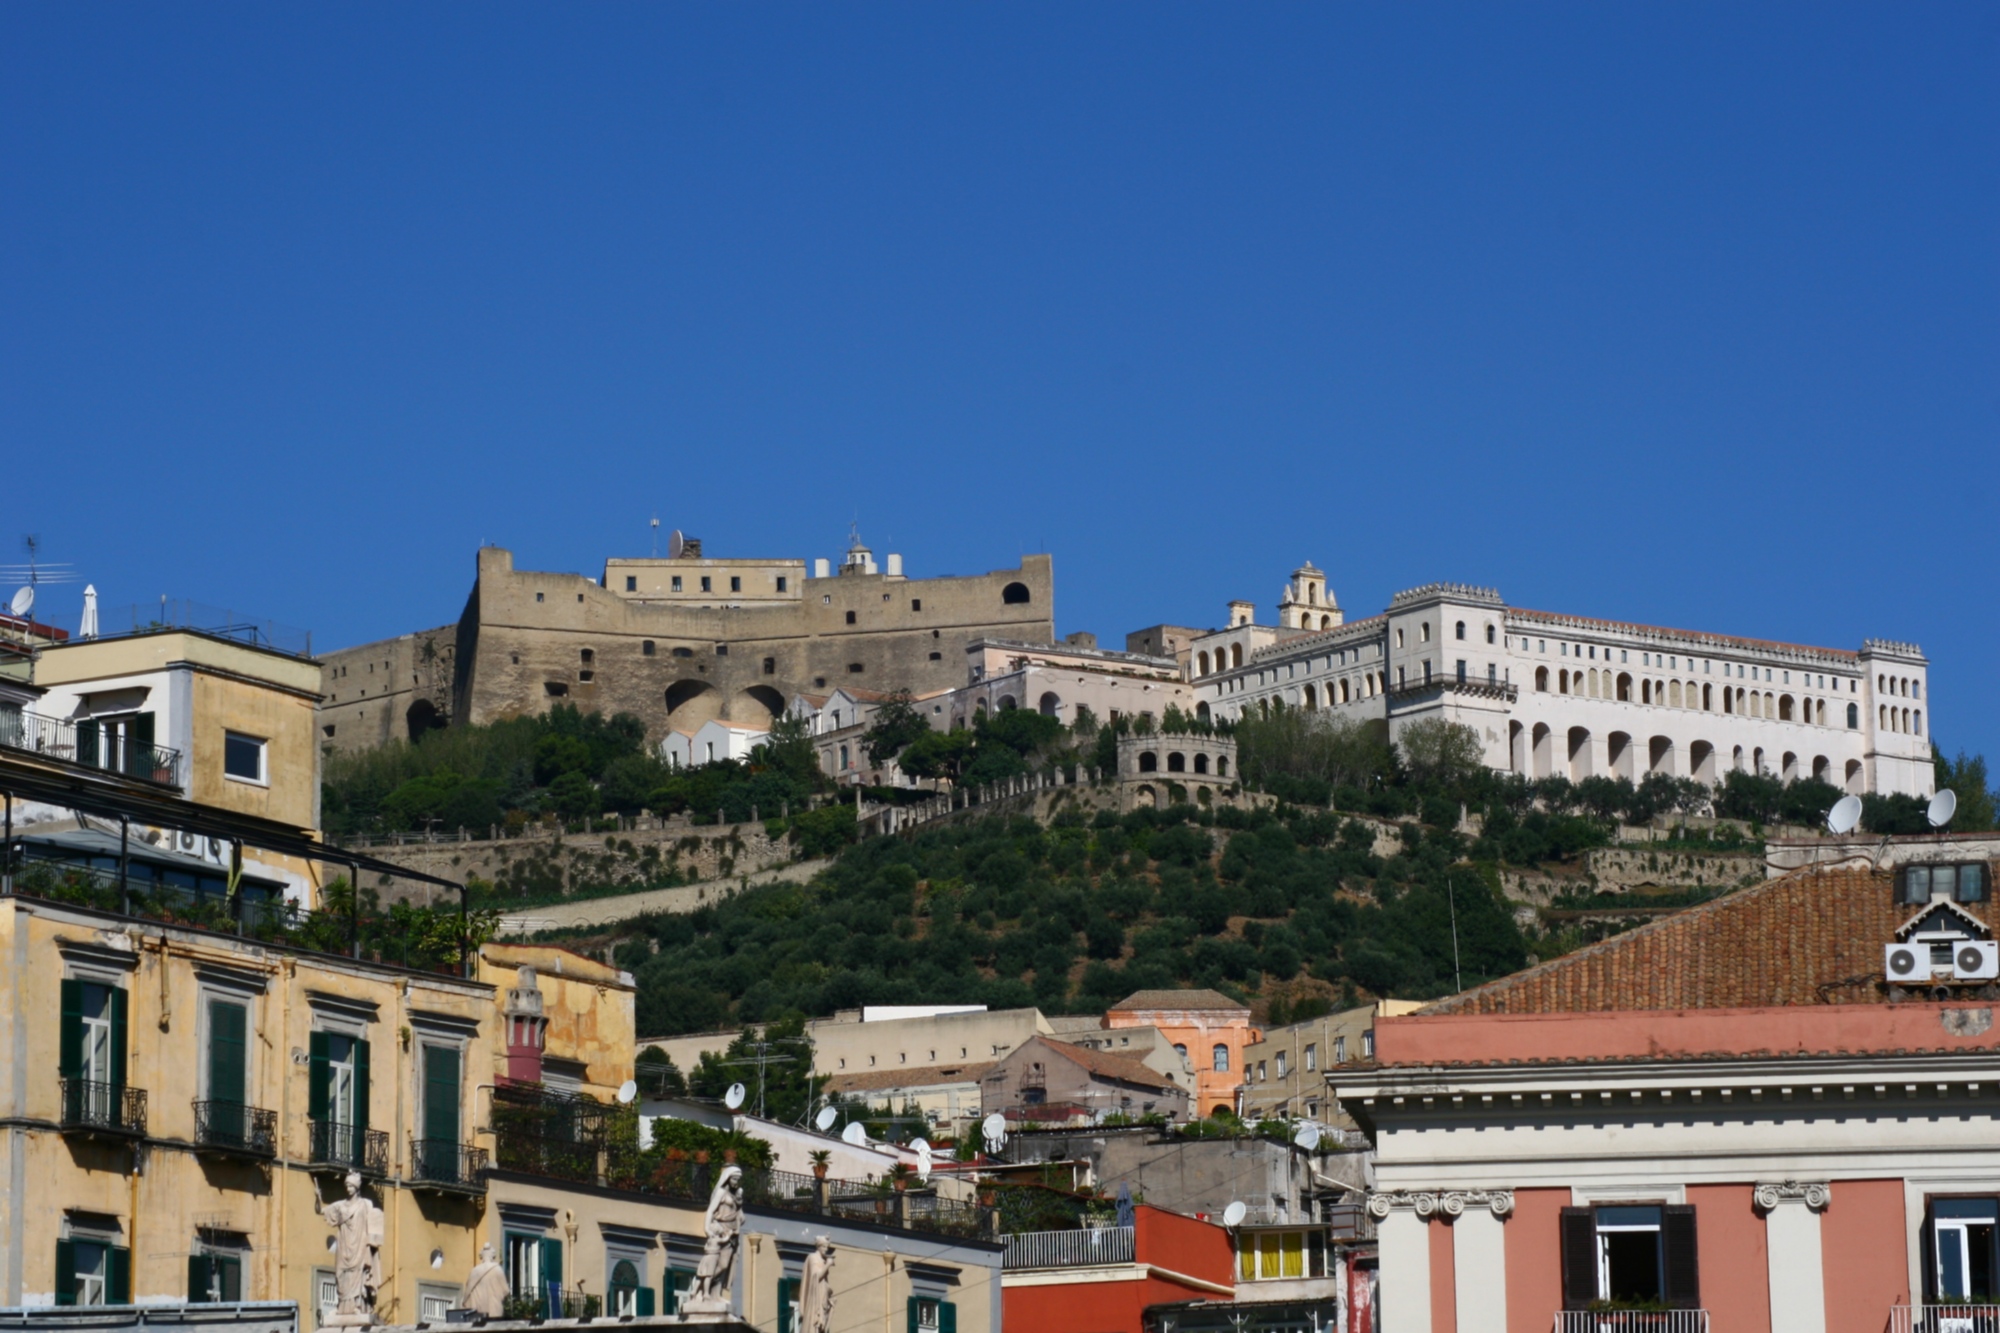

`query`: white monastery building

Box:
[1183,565,1934,798]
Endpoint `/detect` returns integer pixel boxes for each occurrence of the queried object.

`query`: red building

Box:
[1003,1204,1235,1332]
[1338,855,2000,1333]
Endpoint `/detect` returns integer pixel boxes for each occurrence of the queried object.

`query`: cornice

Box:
[1367,1188,1514,1219]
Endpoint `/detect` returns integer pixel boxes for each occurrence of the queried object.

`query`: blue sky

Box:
[3,6,1995,762]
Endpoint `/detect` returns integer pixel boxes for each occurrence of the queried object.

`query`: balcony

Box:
[1003,1226,1136,1270]
[309,1119,388,1177]
[1891,1308,2000,1333]
[193,1099,277,1158]
[409,1138,488,1195]
[1554,1312,1709,1333]
[0,708,184,788]
[59,1077,148,1139]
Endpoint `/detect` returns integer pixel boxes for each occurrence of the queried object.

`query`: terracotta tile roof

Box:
[1028,1038,1182,1092]
[1505,607,1860,661]
[826,1063,993,1097]
[1423,867,1964,1016]
[1108,988,1250,1014]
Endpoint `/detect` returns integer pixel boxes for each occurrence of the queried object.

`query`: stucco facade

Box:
[1192,574,1935,799]
[1105,990,1261,1118]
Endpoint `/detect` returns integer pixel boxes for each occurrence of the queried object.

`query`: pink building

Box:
[1337,853,2000,1333]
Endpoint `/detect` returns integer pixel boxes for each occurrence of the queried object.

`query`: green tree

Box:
[1935,750,1999,830]
[1397,719,1485,787]
[689,1015,827,1125]
[861,691,933,768]
[898,729,977,783]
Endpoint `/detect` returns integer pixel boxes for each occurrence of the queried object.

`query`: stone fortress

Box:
[318,531,1936,802]
[317,531,1053,750]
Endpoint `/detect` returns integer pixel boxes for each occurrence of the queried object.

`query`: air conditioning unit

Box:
[1953,941,1999,982]
[1885,942,1930,984]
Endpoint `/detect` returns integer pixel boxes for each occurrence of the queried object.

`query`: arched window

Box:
[1455,621,1466,640]
[1420,622,1431,643]
[1193,753,1209,775]
[1617,672,1633,702]
[1642,679,1652,705]
[1535,666,1549,692]
[1302,684,1317,710]
[610,1261,641,1318]
[1701,683,1712,710]
[1231,644,1244,669]
[1198,651,1210,676]
[1320,615,1332,630]
[1778,694,1794,721]
[1212,1044,1230,1073]
[1001,582,1031,604]
[1217,756,1230,777]
[1486,624,1496,644]
[1669,681,1682,708]
[1138,751,1158,773]
[1340,679,1351,703]
[1167,752,1186,773]
[1847,702,1858,729]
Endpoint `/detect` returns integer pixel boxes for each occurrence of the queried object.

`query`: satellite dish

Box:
[815,1106,839,1132]
[616,1080,639,1105]
[1294,1123,1322,1151]
[841,1121,868,1146]
[723,1083,747,1111]
[1827,794,1863,836]
[981,1112,1006,1141]
[909,1137,930,1155]
[1222,1201,1248,1228]
[8,587,31,618]
[1929,789,1958,829]
[667,529,685,560]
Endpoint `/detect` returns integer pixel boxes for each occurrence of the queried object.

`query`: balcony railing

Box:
[1890,1307,2000,1333]
[59,1077,147,1138]
[1555,1311,1709,1333]
[309,1119,389,1176]
[409,1138,488,1193]
[193,1100,276,1157]
[1004,1225,1136,1270]
[0,708,185,788]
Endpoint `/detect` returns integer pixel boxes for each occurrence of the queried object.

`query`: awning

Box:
[0,749,459,891]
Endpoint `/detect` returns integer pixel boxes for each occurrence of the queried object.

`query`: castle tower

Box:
[1277,562,1340,631]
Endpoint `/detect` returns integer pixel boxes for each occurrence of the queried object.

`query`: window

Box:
[189,1242,244,1303]
[609,1258,650,1317]
[670,575,683,592]
[762,657,776,676]
[1257,1060,1267,1080]
[1456,659,1467,683]
[1361,1030,1374,1058]
[1212,1043,1230,1072]
[1002,582,1031,604]
[1560,1205,1698,1309]
[1395,628,1405,649]
[535,592,544,602]
[776,576,788,593]
[1275,1051,1288,1077]
[729,576,741,592]
[1486,624,1496,644]
[1455,621,1466,640]
[56,1231,128,1307]
[847,663,864,674]
[505,1232,548,1307]
[1332,1036,1346,1063]
[845,610,857,624]
[308,1030,370,1164]
[1420,622,1431,642]
[1237,1231,1325,1281]
[1929,1199,1999,1300]
[1174,1044,1187,1059]
[223,732,267,784]
[205,997,249,1134]
[1848,702,1859,728]
[700,577,712,592]
[624,576,637,591]
[1900,863,1991,905]
[715,644,728,656]
[1304,1043,1316,1072]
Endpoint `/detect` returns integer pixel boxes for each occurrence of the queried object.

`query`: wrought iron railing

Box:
[409,1138,488,1191]
[193,1100,276,1156]
[309,1119,388,1176]
[1553,1311,1709,1333]
[0,708,184,787]
[491,1084,608,1182]
[1003,1225,1135,1270]
[59,1077,147,1136]
[608,1157,993,1240]
[1890,1307,2000,1333]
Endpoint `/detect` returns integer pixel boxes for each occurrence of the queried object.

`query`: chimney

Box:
[886,553,903,578]
[814,558,831,579]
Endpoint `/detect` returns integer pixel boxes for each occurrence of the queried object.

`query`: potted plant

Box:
[809,1150,831,1181]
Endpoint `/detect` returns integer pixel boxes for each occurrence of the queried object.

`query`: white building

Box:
[945,638,1195,732]
[660,718,769,769]
[1189,570,1933,798]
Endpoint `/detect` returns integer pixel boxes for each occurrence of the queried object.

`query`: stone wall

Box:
[353,814,797,908]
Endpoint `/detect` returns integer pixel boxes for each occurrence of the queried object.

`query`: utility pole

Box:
[722,1040,799,1121]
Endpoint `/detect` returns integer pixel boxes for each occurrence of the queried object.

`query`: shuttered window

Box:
[1559,1204,1699,1309]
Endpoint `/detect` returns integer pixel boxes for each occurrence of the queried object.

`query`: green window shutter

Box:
[907,1297,920,1333]
[353,1038,371,1134]
[60,980,83,1079]
[109,1246,131,1305]
[541,1237,563,1318]
[423,1045,460,1144]
[218,1255,241,1302]
[635,1286,654,1317]
[307,1031,330,1120]
[76,720,99,768]
[778,1277,798,1333]
[209,1001,247,1105]
[108,989,128,1096]
[189,1254,214,1302]
[939,1301,957,1333]
[128,713,155,777]
[54,1239,76,1306]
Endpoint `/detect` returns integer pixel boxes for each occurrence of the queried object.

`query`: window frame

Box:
[223,731,269,786]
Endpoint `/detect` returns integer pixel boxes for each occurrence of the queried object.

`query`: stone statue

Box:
[798,1238,835,1333]
[459,1242,509,1319]
[316,1171,385,1325]
[683,1166,744,1312]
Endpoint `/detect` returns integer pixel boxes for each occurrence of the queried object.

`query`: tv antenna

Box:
[721,1037,799,1120]
[650,516,660,557]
